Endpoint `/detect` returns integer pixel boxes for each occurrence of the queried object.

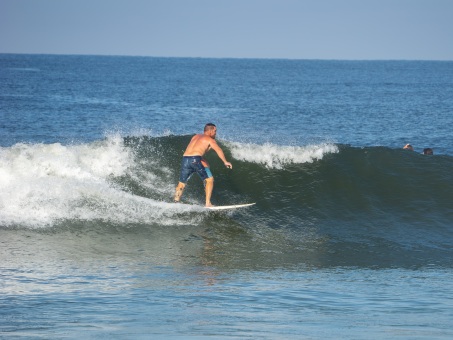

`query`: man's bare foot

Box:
[205,203,214,207]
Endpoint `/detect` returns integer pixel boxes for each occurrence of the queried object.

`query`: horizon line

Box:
[1,52,452,63]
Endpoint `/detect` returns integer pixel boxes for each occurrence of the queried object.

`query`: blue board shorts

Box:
[179,156,213,184]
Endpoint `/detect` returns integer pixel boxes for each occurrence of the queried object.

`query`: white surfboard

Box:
[206,203,256,211]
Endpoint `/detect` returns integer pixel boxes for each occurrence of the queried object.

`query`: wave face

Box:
[1,135,452,268]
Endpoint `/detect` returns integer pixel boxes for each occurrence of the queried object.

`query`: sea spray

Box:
[0,135,202,228]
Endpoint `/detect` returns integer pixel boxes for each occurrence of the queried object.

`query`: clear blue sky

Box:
[1,0,452,60]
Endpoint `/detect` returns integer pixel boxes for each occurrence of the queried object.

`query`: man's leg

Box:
[174,182,186,202]
[204,177,214,207]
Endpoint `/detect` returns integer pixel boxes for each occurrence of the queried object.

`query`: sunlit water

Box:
[1,55,453,338]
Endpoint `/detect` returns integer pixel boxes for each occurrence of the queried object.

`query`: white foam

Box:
[227,141,339,169]
[0,135,201,228]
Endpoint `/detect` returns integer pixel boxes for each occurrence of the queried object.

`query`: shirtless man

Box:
[174,123,232,207]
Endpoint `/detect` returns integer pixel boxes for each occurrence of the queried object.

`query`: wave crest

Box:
[227,141,339,169]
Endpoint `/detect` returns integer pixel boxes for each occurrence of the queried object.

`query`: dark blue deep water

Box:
[1,54,452,339]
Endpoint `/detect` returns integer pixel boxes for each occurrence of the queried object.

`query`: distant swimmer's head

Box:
[403,144,414,151]
[204,123,217,138]
[423,148,433,155]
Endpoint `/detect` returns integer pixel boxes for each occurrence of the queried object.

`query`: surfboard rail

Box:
[205,203,256,211]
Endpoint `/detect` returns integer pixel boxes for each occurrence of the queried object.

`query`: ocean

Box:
[1,54,452,339]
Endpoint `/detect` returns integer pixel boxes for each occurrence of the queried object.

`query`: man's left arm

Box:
[210,140,232,169]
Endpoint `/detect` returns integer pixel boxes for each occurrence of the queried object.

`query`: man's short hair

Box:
[423,148,433,155]
[204,123,216,132]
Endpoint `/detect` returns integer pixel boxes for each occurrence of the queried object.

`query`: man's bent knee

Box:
[204,177,214,186]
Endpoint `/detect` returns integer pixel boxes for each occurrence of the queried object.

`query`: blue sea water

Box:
[1,54,453,339]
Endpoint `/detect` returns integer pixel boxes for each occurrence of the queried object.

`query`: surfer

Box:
[174,123,233,207]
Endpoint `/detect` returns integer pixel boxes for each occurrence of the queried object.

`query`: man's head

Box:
[403,144,414,151]
[423,148,433,155]
[204,123,217,138]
